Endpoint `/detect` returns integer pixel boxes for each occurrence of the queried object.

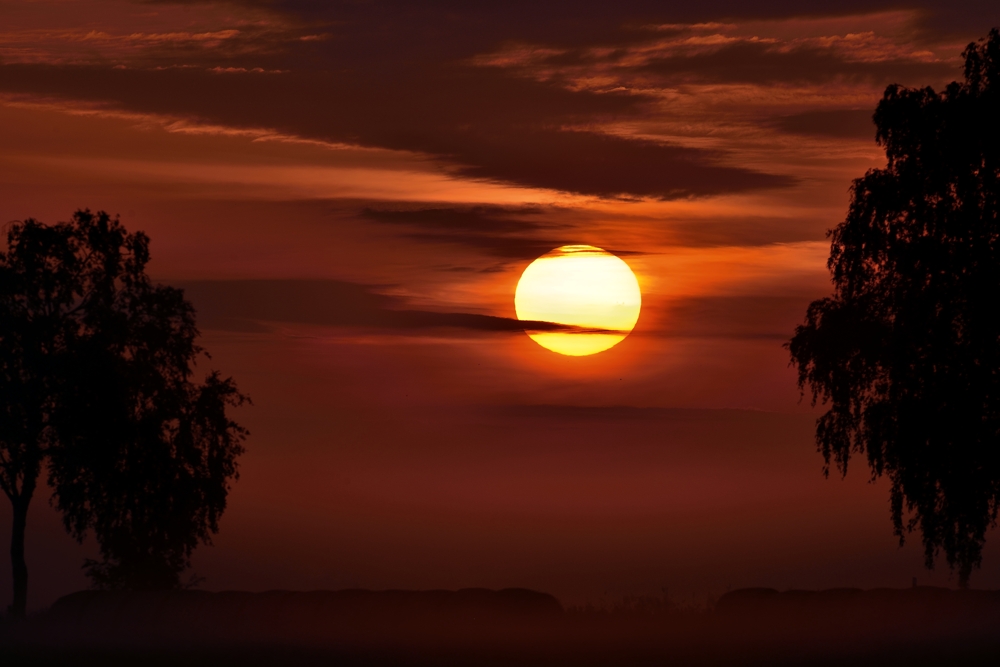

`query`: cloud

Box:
[360,203,834,257]
[180,277,819,343]
[360,205,576,260]
[660,215,835,247]
[0,0,309,67]
[657,295,813,340]
[443,127,794,199]
[362,205,564,260]
[160,1,1000,49]
[5,2,994,204]
[635,40,959,86]
[361,205,550,236]
[360,204,659,262]
[178,279,613,334]
[770,109,876,139]
[475,12,964,93]
[0,59,791,199]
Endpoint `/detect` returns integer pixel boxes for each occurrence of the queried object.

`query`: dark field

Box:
[3,587,1000,666]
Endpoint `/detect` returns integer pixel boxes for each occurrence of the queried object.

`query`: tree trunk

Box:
[9,497,28,619]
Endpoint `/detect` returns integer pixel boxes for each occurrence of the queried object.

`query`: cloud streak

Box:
[178,279,617,335]
[0,62,793,199]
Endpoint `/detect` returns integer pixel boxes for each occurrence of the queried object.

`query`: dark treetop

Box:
[0,217,82,615]
[788,29,1000,585]
[46,211,249,590]
[1,210,248,607]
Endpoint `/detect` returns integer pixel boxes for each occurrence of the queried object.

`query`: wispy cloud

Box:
[470,10,961,152]
[178,279,620,335]
[0,61,792,199]
[0,0,311,66]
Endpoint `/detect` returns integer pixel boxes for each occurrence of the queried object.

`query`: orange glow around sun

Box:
[514,245,642,356]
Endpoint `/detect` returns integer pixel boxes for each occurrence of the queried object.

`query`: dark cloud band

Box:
[177,279,616,334]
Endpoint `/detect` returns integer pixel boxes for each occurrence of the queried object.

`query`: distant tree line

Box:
[0,210,248,618]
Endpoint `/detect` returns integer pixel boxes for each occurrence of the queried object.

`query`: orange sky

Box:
[3,0,1000,610]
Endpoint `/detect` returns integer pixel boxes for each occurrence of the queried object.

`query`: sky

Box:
[3,0,1000,611]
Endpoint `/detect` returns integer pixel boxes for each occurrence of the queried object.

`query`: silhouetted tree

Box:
[0,220,80,617]
[789,29,1000,586]
[44,210,249,590]
[2,210,247,605]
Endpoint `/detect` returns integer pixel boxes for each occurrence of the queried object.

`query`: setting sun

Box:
[514,245,642,356]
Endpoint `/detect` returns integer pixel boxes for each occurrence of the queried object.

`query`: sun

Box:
[514,245,642,356]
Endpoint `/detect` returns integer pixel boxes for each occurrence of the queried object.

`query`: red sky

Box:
[3,0,1000,610]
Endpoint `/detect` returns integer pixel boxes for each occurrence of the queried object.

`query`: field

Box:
[3,587,1000,666]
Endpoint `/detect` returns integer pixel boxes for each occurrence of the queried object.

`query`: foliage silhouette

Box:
[44,210,249,590]
[0,220,81,617]
[788,29,1000,586]
[1,210,248,602]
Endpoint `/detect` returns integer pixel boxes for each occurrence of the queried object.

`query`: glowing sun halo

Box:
[514,245,642,356]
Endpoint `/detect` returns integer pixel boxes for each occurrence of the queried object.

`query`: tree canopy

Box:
[0,219,80,615]
[788,29,1000,585]
[1,210,248,605]
[46,211,249,590]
